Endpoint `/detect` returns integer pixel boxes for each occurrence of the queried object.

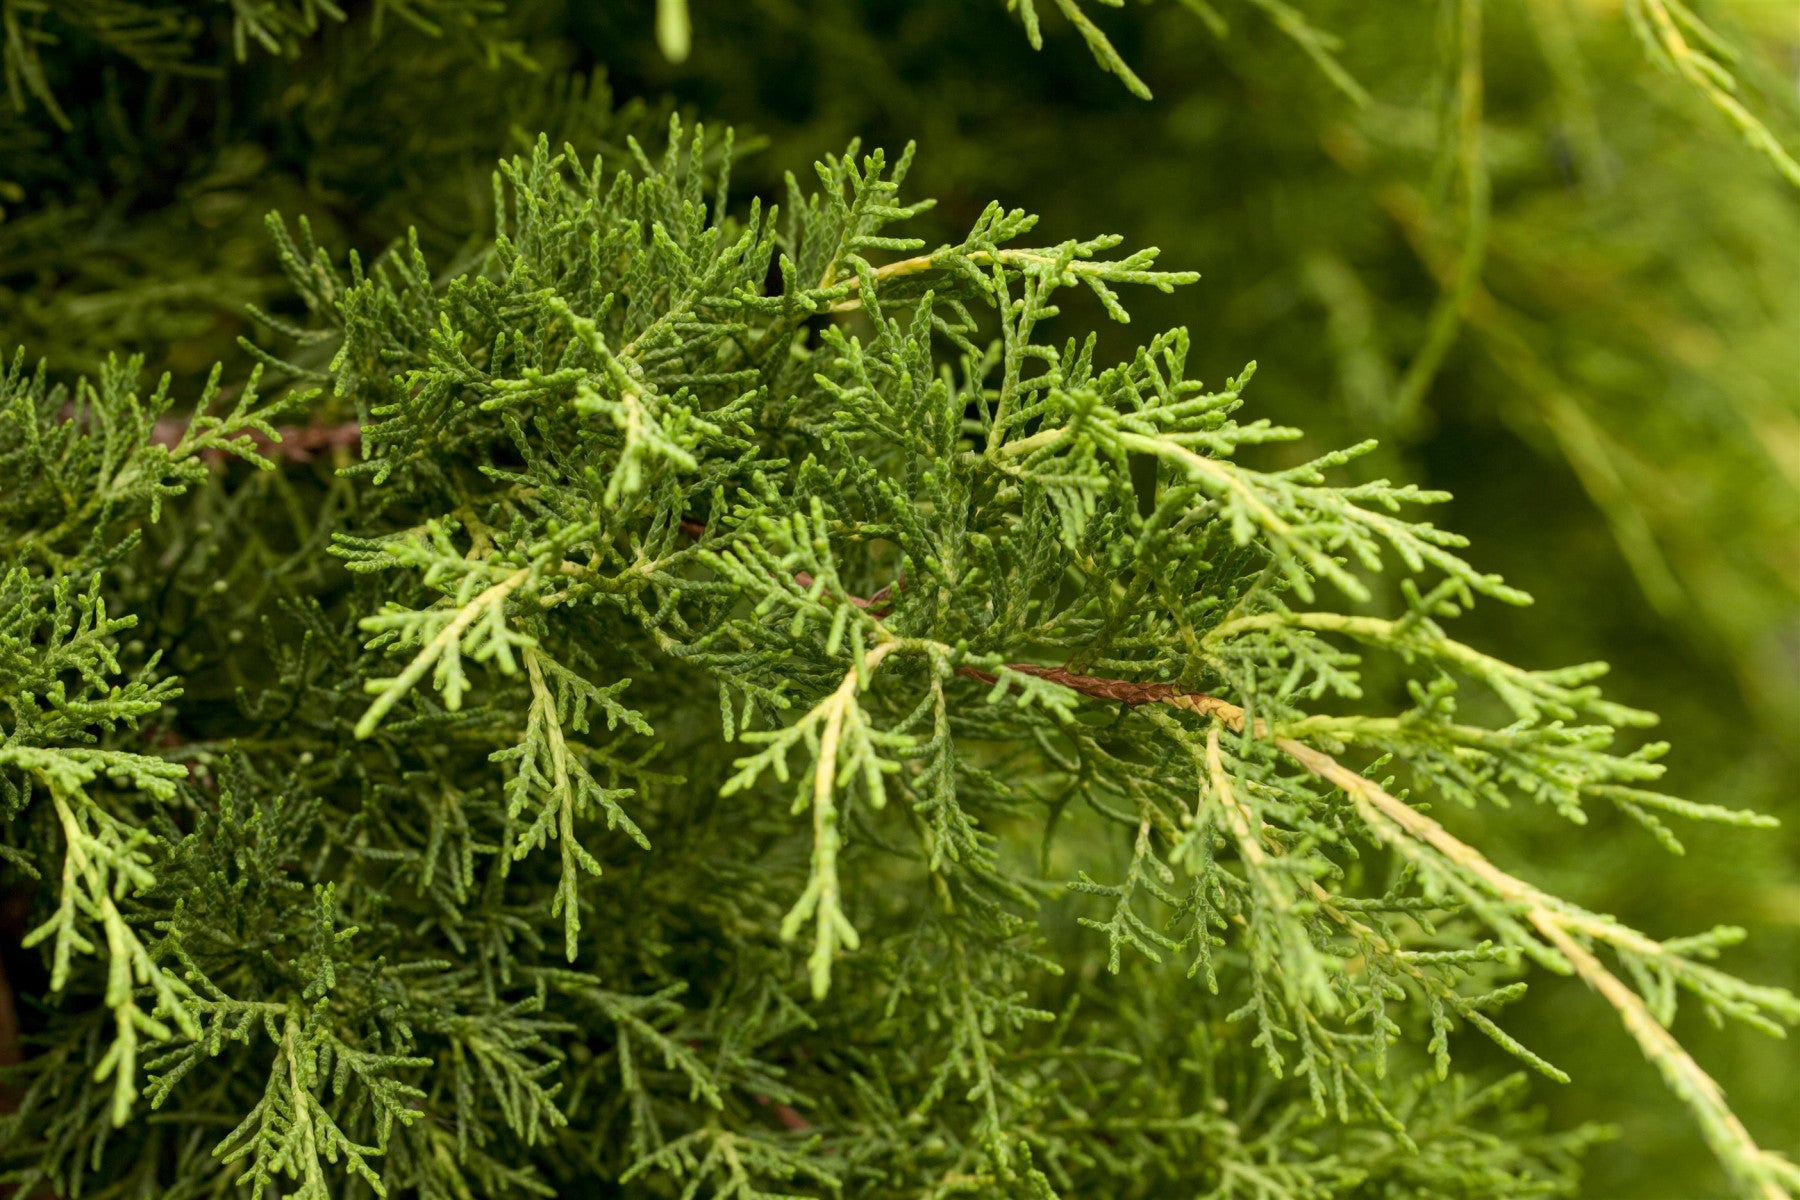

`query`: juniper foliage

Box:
[1,0,530,127]
[0,104,1796,1200]
[4,3,1800,1199]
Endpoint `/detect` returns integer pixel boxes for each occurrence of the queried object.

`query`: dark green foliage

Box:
[2,0,529,126]
[3,3,1799,1199]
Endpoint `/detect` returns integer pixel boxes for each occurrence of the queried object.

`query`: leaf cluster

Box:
[0,117,1793,1200]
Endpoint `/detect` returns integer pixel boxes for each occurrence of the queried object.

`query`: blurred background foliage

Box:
[3,1,1797,1194]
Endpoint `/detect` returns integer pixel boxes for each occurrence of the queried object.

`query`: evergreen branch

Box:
[1,351,299,556]
[2,0,531,122]
[1007,0,1368,104]
[1203,597,1649,726]
[1101,426,1521,605]
[216,1008,393,1200]
[963,661,1800,1198]
[1240,0,1367,105]
[7,94,1792,1198]
[1625,0,1800,189]
[496,645,649,960]
[352,565,532,737]
[1276,729,1800,1200]
[438,995,570,1146]
[1002,0,1799,192]
[1389,0,1487,427]
[5,757,196,1123]
[619,1121,840,1199]
[148,413,361,465]
[828,243,1194,316]
[723,641,903,999]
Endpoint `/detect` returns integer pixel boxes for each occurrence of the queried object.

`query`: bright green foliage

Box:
[1,113,1796,1199]
[0,351,291,1128]
[3,3,1800,1200]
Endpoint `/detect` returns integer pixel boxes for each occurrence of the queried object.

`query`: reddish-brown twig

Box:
[149,415,363,464]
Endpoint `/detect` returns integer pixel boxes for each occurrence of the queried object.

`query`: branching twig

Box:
[149,416,362,464]
[89,409,1791,1195]
[958,660,1795,1200]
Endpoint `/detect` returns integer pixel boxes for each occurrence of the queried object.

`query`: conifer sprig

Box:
[1,121,1792,1199]
[1,356,296,1128]
[1008,0,1800,190]
[1,0,530,126]
[970,662,1800,1199]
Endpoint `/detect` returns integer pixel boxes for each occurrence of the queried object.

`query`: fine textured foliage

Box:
[1,0,529,126]
[2,113,1796,1199]
[1005,0,1800,193]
